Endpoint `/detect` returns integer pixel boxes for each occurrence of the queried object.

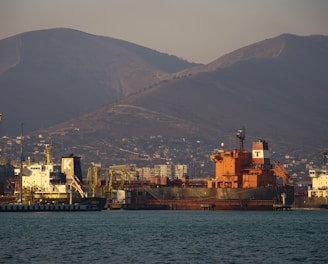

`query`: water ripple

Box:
[0,210,327,263]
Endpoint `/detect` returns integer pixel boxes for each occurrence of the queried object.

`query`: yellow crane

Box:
[87,166,100,197]
[119,169,126,190]
[118,169,131,190]
[104,168,114,193]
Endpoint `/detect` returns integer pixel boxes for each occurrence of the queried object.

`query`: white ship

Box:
[14,144,87,202]
[308,151,328,198]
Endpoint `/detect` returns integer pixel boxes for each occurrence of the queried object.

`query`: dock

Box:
[0,203,101,212]
[200,204,215,210]
[273,204,291,211]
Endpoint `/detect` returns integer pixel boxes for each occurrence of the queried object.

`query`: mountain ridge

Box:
[0,29,327,162]
[52,33,327,150]
[0,28,198,135]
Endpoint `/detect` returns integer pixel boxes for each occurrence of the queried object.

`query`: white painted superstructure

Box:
[308,168,328,198]
[21,162,67,194]
[14,144,87,200]
[308,151,328,197]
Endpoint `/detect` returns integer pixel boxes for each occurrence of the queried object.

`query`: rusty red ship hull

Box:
[121,185,294,211]
[142,199,275,211]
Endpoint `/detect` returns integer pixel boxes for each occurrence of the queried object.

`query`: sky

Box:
[0,0,327,64]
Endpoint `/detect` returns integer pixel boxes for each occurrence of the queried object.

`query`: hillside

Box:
[0,28,198,135]
[45,34,328,156]
[1,30,328,168]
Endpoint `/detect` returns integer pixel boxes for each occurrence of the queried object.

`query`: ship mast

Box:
[323,150,328,168]
[19,122,24,203]
[236,126,245,151]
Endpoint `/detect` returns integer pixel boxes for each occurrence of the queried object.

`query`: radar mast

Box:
[236,126,245,151]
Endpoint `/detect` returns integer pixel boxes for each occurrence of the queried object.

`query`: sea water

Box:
[0,210,327,263]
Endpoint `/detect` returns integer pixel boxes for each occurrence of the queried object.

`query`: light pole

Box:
[19,122,24,203]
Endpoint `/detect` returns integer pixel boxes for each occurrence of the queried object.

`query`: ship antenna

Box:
[236,126,245,151]
[19,122,24,203]
[323,150,328,167]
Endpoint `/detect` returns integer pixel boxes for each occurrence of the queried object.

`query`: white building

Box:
[173,164,188,179]
[136,167,155,180]
[154,165,172,178]
[121,164,189,180]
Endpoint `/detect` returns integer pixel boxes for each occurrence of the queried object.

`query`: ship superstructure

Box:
[308,151,328,198]
[208,128,280,189]
[14,144,87,201]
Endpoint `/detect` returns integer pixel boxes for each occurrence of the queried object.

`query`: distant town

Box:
[0,131,323,188]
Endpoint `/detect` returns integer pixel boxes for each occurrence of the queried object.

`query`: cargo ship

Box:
[293,151,328,209]
[0,144,105,211]
[108,127,294,210]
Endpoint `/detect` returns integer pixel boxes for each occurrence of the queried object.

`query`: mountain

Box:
[0,28,198,135]
[45,34,328,155]
[1,29,327,166]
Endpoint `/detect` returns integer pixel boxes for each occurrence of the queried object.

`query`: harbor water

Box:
[0,210,327,263]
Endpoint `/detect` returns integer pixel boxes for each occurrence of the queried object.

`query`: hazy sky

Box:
[1,0,327,63]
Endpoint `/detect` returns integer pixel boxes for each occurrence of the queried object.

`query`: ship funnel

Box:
[252,140,271,166]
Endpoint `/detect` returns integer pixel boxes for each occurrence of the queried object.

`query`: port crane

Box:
[104,168,113,193]
[272,161,292,185]
[87,166,100,197]
[87,166,128,196]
